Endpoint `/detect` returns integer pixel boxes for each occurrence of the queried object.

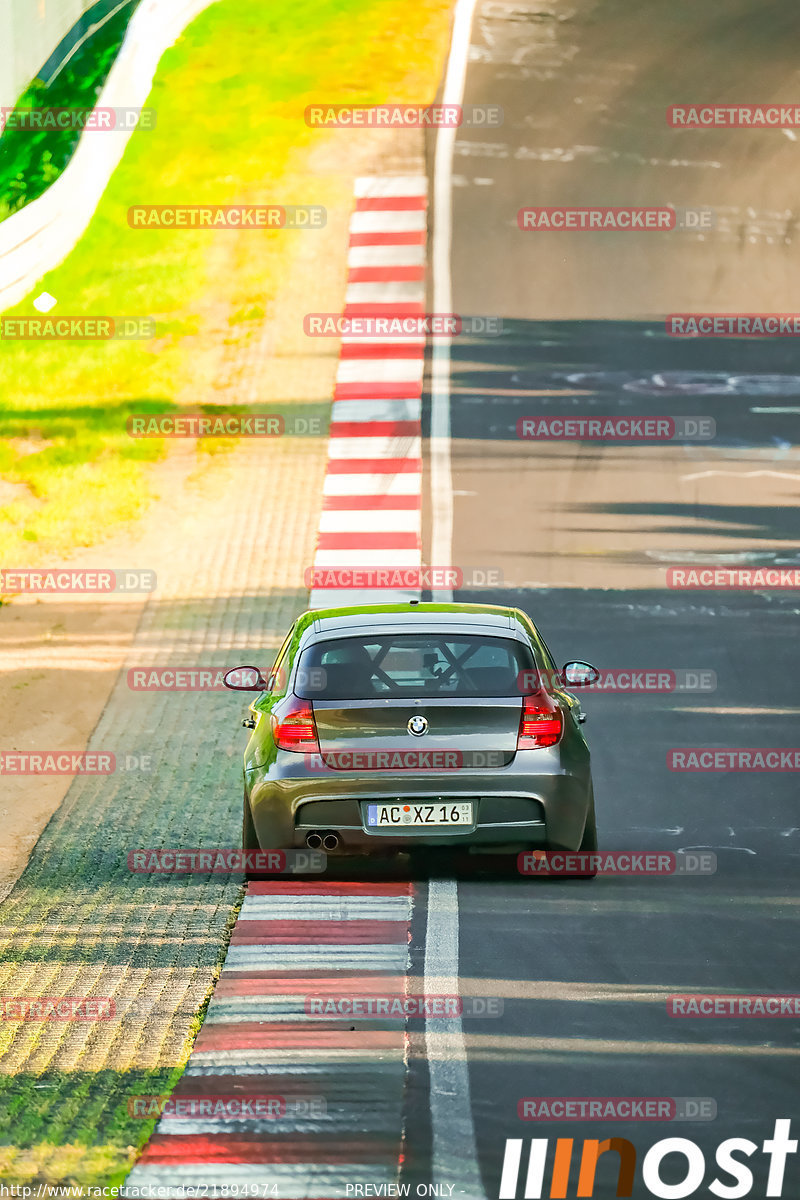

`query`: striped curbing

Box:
[308,175,428,610]
[122,882,413,1198]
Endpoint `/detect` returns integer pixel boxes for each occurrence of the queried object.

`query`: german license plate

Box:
[367,802,474,828]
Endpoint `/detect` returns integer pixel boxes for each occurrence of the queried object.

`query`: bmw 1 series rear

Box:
[225,602,599,869]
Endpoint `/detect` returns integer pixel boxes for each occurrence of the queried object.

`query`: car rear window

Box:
[295,634,537,699]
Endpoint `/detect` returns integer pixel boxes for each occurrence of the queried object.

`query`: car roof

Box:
[303,601,531,641]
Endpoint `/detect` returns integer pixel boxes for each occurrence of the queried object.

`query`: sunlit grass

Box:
[0,0,452,566]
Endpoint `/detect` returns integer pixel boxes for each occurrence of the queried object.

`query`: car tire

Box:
[580,789,598,852]
[242,791,269,883]
[574,788,598,878]
[243,791,259,852]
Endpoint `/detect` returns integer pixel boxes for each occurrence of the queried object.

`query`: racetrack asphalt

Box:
[2,1,799,1196]
[417,0,800,1195]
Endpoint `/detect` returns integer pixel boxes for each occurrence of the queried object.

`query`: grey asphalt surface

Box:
[416,1,800,1196]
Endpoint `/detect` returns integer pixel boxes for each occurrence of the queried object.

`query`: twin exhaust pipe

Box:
[306,831,339,851]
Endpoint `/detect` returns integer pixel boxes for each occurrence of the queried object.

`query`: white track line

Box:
[424,879,484,1195]
[425,0,485,1195]
[682,468,800,480]
[750,406,800,413]
[429,0,479,607]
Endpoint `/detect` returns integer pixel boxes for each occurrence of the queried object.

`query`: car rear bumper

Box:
[293,794,548,851]
[245,749,592,853]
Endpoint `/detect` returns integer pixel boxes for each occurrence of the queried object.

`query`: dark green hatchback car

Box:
[224,601,598,859]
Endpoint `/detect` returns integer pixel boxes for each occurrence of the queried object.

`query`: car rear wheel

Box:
[242,791,273,883]
[243,791,258,852]
[573,788,598,878]
[580,789,598,852]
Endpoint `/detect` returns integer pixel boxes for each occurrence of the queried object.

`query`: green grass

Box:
[0,0,453,566]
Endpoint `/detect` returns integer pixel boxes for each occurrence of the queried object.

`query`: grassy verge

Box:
[0,1,141,220]
[0,830,249,1183]
[0,0,453,566]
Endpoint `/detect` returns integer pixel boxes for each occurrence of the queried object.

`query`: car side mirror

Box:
[223,665,267,691]
[561,661,600,686]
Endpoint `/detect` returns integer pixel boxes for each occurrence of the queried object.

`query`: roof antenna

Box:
[409,599,419,605]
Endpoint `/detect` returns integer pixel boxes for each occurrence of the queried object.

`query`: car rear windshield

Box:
[295,633,537,699]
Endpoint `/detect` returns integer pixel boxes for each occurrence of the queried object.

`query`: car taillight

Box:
[271,698,319,752]
[517,692,563,749]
